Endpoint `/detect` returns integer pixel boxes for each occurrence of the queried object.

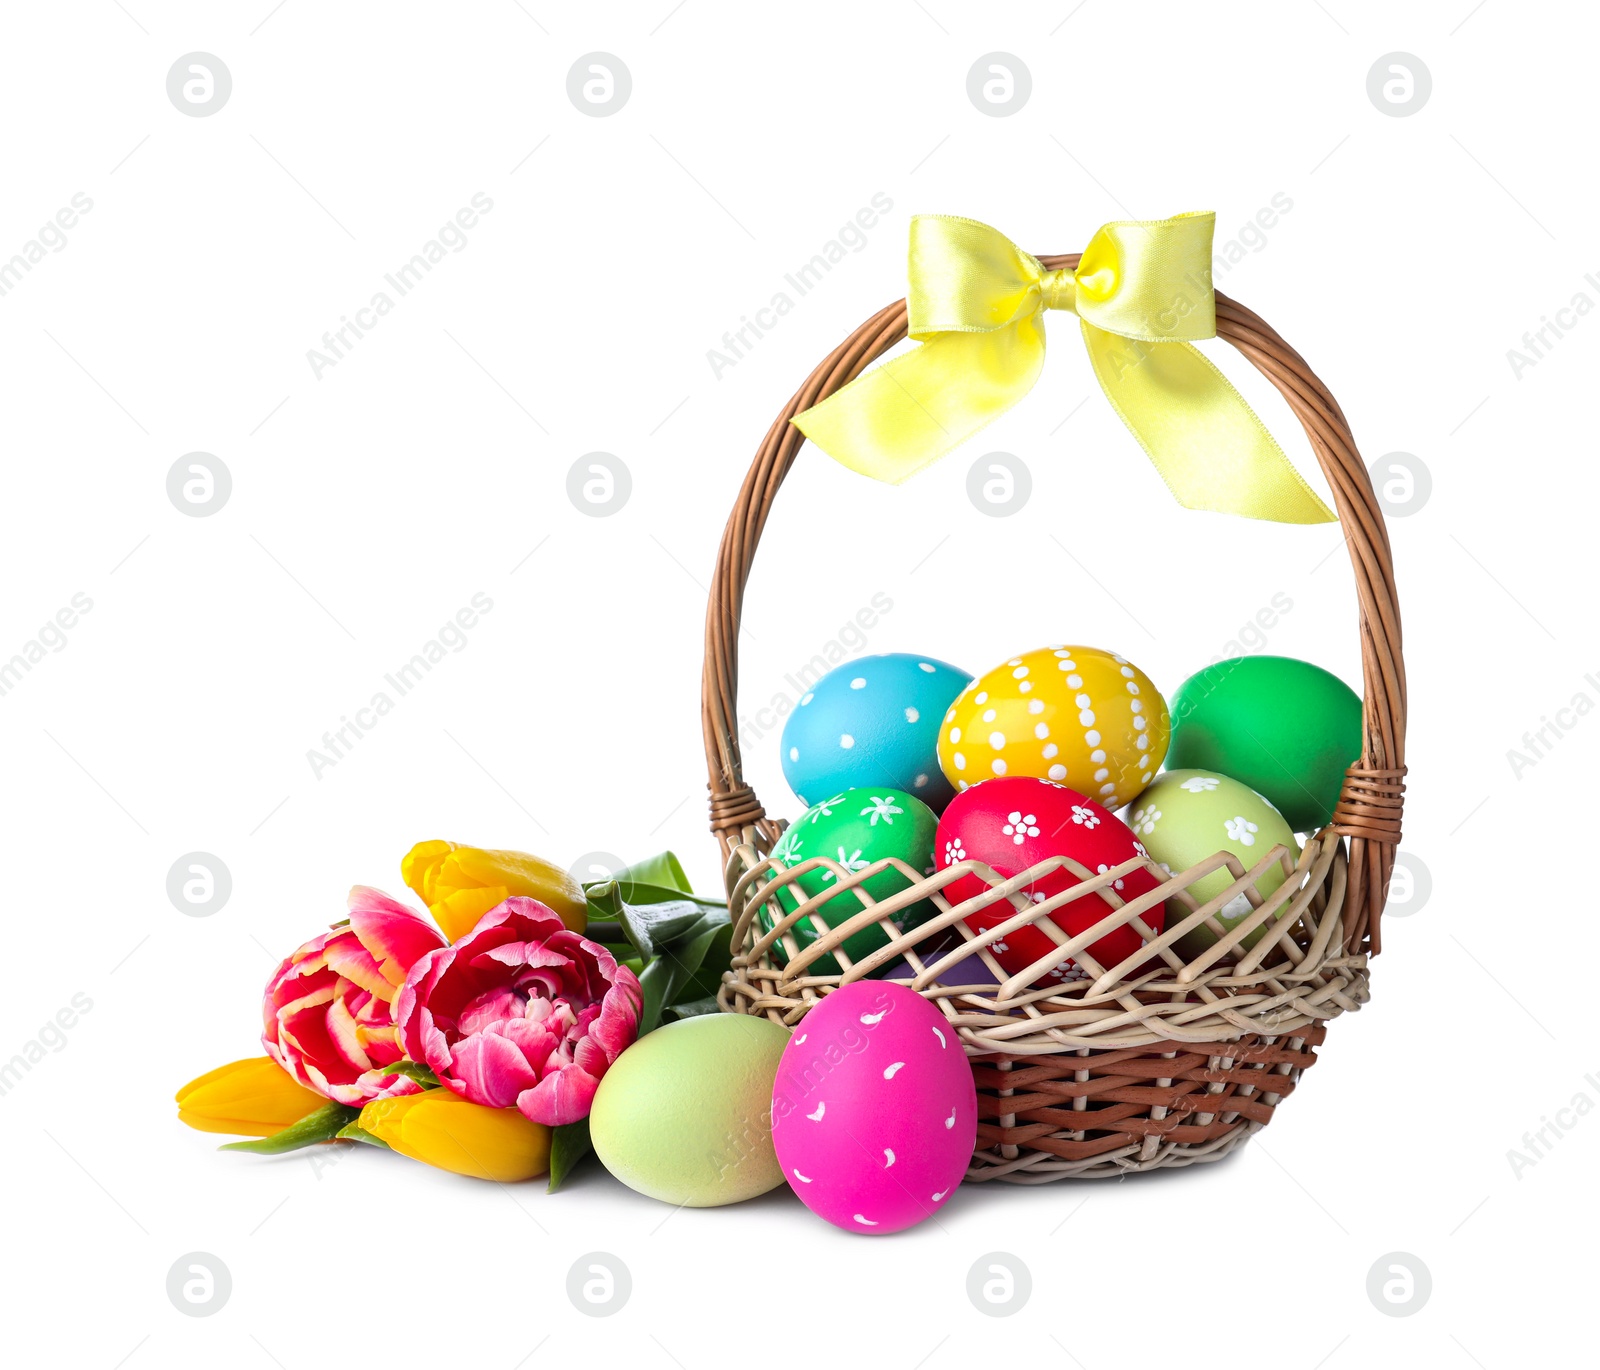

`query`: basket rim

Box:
[701,247,1406,958]
[716,823,1370,1054]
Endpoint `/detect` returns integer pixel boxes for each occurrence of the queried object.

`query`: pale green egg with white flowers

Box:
[1126,769,1299,955]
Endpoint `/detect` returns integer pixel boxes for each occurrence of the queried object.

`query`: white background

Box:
[2,1,1591,1365]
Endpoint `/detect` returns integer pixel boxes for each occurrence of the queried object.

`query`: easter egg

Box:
[1126,770,1300,956]
[781,654,972,810]
[590,1013,790,1207]
[764,787,938,975]
[771,982,976,1234]
[1167,656,1361,831]
[937,646,1168,809]
[935,776,1164,984]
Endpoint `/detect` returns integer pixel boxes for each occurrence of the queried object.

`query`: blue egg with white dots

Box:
[780,653,972,812]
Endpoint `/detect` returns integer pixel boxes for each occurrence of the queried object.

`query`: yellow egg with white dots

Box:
[936,645,1169,808]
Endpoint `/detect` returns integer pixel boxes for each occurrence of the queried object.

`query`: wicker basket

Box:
[705,252,1405,1182]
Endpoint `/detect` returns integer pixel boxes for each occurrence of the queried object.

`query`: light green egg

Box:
[590,1014,790,1207]
[1126,769,1300,955]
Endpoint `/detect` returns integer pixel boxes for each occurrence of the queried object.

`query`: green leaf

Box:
[603,851,692,896]
[585,881,724,930]
[219,1102,358,1155]
[634,910,733,1034]
[618,898,705,959]
[581,853,732,1034]
[636,954,680,1036]
[384,1062,439,1088]
[671,916,732,983]
[584,850,721,925]
[662,994,721,1022]
[334,1120,390,1148]
[666,948,731,1009]
[547,1117,593,1193]
[670,922,732,1008]
[662,909,736,1005]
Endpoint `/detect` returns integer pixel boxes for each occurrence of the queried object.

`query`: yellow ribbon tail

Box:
[1082,321,1336,524]
[791,318,1046,484]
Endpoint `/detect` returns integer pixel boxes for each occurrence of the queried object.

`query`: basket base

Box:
[969,1118,1260,1182]
[965,1029,1325,1182]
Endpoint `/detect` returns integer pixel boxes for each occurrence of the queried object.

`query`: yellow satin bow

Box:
[792,212,1334,524]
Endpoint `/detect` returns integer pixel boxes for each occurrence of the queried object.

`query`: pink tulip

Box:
[263,887,446,1105]
[396,897,642,1127]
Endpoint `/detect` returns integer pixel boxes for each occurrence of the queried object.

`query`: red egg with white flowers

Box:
[934,776,1165,985]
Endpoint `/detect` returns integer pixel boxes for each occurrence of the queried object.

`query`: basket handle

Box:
[701,254,1406,955]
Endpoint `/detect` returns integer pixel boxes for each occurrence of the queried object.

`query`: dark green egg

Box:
[1165,656,1362,832]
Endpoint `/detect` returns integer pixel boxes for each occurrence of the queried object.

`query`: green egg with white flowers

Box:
[762,786,937,976]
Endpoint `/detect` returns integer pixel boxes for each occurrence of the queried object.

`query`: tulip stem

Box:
[219,1102,359,1155]
[334,1120,391,1148]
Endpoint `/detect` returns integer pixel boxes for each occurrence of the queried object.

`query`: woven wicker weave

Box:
[704,253,1405,1181]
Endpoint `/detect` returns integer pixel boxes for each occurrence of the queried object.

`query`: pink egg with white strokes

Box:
[770,981,977,1234]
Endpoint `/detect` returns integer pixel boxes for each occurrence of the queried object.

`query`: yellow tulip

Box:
[402,840,587,941]
[176,1057,328,1137]
[359,1089,551,1182]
